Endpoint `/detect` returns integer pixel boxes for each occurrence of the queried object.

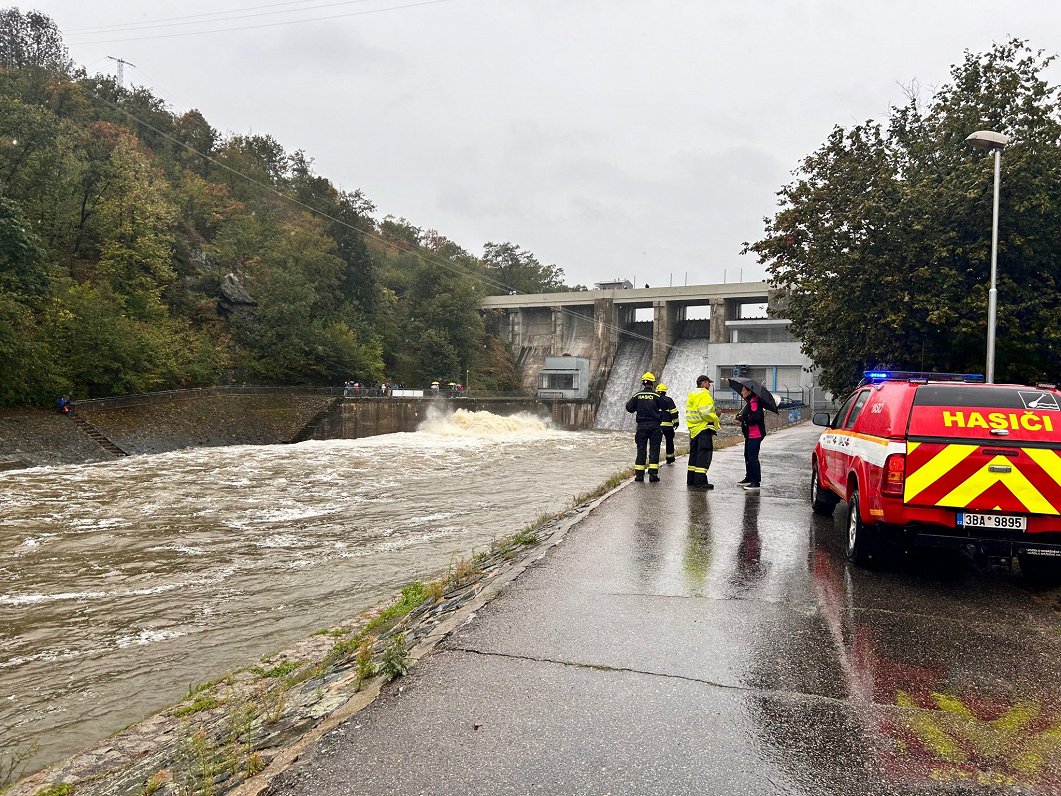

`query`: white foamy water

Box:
[594,339,653,430]
[0,409,630,774]
[659,338,714,424]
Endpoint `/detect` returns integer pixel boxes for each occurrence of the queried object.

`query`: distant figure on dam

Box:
[625,372,664,483]
[655,383,680,464]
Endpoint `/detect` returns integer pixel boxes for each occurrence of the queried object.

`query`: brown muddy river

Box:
[0,409,631,774]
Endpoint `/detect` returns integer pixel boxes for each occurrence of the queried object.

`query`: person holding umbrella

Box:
[728,376,778,492]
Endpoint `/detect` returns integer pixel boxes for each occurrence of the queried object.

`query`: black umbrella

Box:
[728,377,779,414]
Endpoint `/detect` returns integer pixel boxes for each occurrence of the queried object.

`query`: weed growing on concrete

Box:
[355,637,377,689]
[255,681,287,725]
[244,752,265,777]
[378,634,410,681]
[251,660,304,680]
[511,530,539,546]
[185,676,229,699]
[33,785,74,796]
[175,725,223,796]
[362,582,430,635]
[222,694,258,777]
[0,739,38,790]
[323,633,365,667]
[139,769,172,795]
[172,693,221,717]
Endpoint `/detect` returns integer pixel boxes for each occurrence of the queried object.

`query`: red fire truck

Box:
[811,371,1061,577]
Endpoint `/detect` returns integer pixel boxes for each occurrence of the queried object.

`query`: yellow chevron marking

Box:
[1026,447,1061,489]
[907,441,920,454]
[936,456,1057,514]
[905,444,977,501]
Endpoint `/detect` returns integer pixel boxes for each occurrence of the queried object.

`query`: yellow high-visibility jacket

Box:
[686,388,720,438]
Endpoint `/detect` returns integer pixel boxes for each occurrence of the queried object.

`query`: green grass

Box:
[35,786,74,796]
[362,582,431,634]
[172,694,221,717]
[251,660,304,679]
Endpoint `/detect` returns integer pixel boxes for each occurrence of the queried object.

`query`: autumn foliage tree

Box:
[746,40,1061,395]
[0,8,573,405]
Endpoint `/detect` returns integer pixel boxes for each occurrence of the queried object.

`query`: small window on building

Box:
[539,373,577,390]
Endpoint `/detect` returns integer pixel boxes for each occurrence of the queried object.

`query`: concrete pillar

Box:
[709,298,726,343]
[651,301,679,376]
[509,308,523,348]
[551,305,565,355]
[591,298,617,398]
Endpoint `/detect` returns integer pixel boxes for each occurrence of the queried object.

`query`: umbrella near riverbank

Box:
[727,377,779,414]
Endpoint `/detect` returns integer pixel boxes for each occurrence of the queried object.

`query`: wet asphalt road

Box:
[267,424,1061,795]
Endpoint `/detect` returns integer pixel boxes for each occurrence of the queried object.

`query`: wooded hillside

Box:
[0,9,580,407]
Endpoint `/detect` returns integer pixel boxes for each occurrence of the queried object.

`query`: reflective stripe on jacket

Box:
[625,390,664,428]
[685,388,720,438]
[657,394,679,428]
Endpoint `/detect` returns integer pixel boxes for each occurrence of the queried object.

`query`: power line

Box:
[56,72,671,353]
[67,0,452,46]
[70,0,387,36]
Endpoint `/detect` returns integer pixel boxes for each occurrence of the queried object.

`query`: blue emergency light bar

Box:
[863,370,985,384]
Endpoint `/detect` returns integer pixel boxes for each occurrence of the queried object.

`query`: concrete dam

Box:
[482,281,821,426]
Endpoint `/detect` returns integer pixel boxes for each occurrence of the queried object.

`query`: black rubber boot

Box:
[649,474,660,482]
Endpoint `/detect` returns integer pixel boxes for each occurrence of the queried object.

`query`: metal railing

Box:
[69,385,541,411]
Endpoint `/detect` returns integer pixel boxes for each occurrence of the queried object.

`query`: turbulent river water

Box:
[0,408,631,773]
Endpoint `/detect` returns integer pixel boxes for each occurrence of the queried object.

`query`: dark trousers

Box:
[744,436,762,484]
[634,426,662,479]
[687,430,714,486]
[662,426,675,462]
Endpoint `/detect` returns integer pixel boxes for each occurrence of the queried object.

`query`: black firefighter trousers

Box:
[634,426,662,481]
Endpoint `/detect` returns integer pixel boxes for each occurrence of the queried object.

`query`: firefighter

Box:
[625,372,664,482]
[686,374,720,490]
[656,383,680,464]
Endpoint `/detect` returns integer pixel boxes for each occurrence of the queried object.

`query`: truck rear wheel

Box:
[846,487,875,565]
[1018,551,1061,584]
[811,462,836,516]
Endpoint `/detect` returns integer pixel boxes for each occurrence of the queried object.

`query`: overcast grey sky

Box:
[25,0,1061,288]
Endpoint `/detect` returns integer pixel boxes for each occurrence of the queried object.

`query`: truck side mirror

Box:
[812,411,832,427]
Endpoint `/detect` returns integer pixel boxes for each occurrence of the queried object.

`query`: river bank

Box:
[2,461,650,796]
[1,408,793,794]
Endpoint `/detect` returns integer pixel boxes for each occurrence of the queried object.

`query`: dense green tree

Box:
[94,131,178,312]
[0,7,71,72]
[0,192,47,298]
[746,40,1061,394]
[481,241,569,295]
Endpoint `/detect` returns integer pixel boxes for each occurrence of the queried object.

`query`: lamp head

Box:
[965,130,1011,151]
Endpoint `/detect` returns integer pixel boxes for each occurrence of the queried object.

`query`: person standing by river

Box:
[737,384,766,491]
[625,372,664,482]
[685,374,719,490]
[655,383,679,464]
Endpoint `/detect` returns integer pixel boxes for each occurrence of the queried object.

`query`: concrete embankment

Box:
[0,391,564,469]
[0,392,336,468]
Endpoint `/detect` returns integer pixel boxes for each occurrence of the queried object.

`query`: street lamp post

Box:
[965,130,1011,384]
